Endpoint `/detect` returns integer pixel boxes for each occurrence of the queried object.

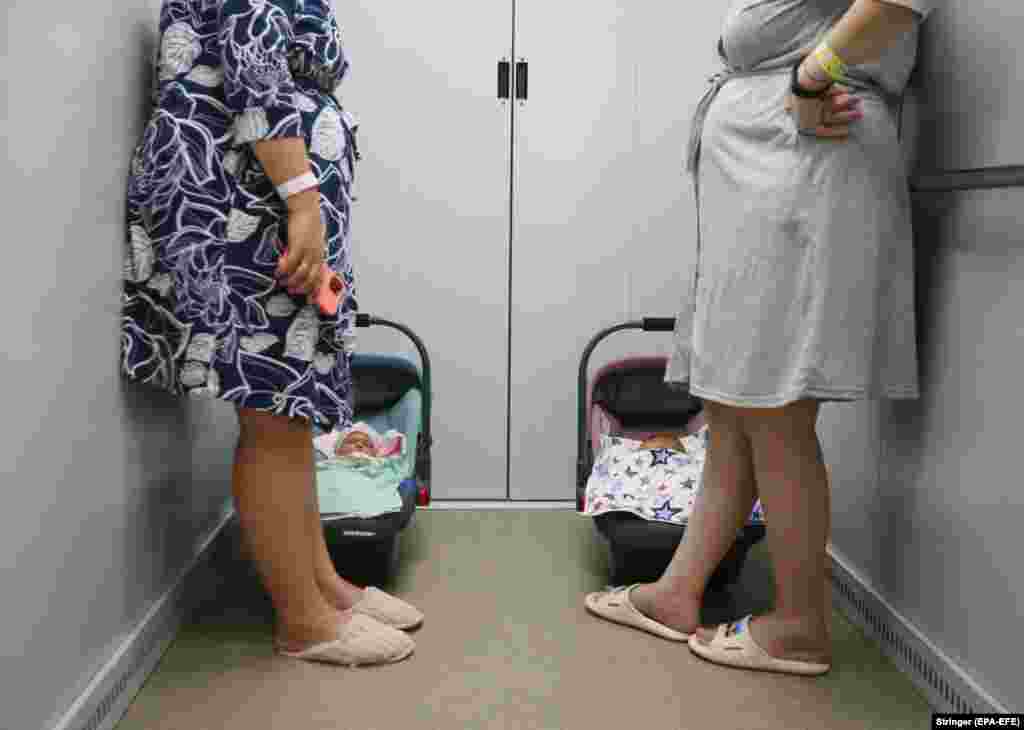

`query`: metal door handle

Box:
[515,60,528,100]
[497,59,510,99]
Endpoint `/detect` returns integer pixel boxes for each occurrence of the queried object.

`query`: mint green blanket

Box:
[316,449,408,519]
[316,389,421,519]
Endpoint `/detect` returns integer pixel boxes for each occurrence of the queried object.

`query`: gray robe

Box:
[666,0,934,405]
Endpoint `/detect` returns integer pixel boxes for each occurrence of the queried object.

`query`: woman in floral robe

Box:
[121,0,422,666]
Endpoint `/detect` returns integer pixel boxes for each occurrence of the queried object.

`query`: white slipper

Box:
[584,584,692,642]
[688,615,831,676]
[277,613,415,667]
[351,587,424,630]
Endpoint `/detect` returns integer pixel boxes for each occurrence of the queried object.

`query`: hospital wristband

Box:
[791,60,831,98]
[812,41,849,83]
[276,171,319,201]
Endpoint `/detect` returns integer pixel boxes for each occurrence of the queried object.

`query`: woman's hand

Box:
[785,78,864,139]
[276,188,325,298]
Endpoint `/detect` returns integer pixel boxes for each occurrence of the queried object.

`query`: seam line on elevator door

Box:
[505,0,517,501]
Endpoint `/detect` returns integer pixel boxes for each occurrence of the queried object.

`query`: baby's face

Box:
[641,432,685,451]
[336,431,373,456]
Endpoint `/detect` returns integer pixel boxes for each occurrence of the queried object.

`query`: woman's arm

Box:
[251,138,324,294]
[249,136,325,296]
[220,1,304,148]
[219,0,323,295]
[251,138,319,215]
[798,0,929,89]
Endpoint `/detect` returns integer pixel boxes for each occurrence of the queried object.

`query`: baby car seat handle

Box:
[576,316,678,507]
[641,317,676,332]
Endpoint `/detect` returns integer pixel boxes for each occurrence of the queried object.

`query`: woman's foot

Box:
[628,581,702,636]
[694,611,831,666]
[318,575,366,612]
[319,575,424,630]
[275,608,353,654]
[276,609,416,667]
[350,587,424,630]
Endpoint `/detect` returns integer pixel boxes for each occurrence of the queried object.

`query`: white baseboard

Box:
[828,546,1009,714]
[425,500,576,510]
[50,508,235,730]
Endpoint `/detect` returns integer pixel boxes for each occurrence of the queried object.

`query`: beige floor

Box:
[116,510,932,730]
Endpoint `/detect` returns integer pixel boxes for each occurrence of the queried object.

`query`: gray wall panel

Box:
[0,4,236,729]
[824,186,1024,710]
[913,1,1024,171]
[823,6,1024,708]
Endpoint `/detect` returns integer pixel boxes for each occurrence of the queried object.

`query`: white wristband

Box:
[276,171,319,200]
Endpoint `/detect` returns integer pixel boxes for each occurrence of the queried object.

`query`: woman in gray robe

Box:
[585,0,934,675]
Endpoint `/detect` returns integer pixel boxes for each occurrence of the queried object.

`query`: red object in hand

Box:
[314,269,344,316]
[278,246,344,316]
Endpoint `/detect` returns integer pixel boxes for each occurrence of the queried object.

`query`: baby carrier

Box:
[578,317,766,590]
[318,313,432,586]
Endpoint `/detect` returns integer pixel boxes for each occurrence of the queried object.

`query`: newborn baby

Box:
[330,422,403,459]
[335,428,376,457]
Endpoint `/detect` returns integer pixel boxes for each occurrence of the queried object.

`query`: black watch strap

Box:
[791,60,831,98]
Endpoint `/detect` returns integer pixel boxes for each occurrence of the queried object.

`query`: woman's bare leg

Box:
[631,401,759,633]
[305,472,366,609]
[233,408,348,652]
[695,399,831,664]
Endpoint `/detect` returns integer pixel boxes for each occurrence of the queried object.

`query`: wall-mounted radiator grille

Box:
[829,550,1007,715]
[50,512,233,730]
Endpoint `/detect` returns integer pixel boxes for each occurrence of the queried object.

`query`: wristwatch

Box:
[790,58,831,98]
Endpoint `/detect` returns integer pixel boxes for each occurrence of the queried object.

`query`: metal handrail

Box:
[910,165,1024,193]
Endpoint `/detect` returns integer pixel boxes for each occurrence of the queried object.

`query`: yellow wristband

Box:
[813,42,848,82]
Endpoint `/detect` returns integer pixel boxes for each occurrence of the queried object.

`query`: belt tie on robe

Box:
[685,64,793,176]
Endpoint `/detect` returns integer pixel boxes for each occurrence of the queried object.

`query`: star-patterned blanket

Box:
[583,427,764,526]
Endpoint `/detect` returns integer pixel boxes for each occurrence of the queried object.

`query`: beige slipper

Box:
[688,615,831,676]
[584,585,691,642]
[277,613,415,667]
[351,587,424,630]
